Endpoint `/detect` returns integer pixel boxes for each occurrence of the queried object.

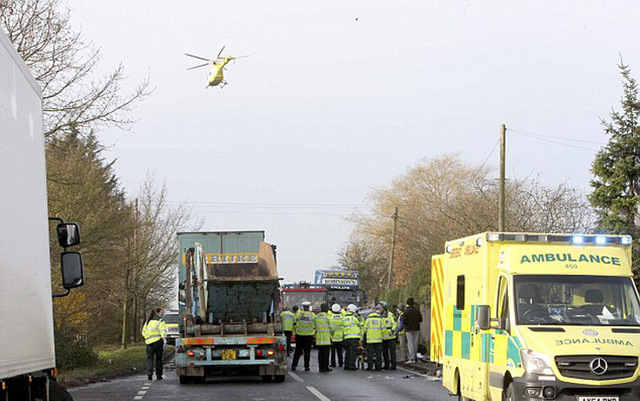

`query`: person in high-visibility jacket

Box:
[292,301,315,372]
[380,301,397,370]
[329,303,345,368]
[364,304,384,371]
[280,306,296,355]
[142,308,167,380]
[342,303,362,370]
[395,303,409,363]
[315,303,333,372]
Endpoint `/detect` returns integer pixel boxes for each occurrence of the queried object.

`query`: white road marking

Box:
[138,391,147,395]
[307,386,331,401]
[134,397,143,400]
[288,372,305,383]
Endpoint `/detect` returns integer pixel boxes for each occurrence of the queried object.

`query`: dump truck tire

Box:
[274,375,286,383]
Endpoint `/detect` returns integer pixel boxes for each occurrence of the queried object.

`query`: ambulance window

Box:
[497,276,508,317]
[456,275,465,310]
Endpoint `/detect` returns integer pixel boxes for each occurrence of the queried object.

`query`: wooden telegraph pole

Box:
[499,124,506,232]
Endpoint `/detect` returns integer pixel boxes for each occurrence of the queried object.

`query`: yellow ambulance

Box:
[430,232,640,401]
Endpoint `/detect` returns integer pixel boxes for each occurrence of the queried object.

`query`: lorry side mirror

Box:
[61,252,84,289]
[57,223,81,247]
[476,305,491,330]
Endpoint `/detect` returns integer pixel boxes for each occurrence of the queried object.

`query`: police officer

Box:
[280,306,295,355]
[380,301,397,370]
[315,303,332,372]
[364,304,384,371]
[292,301,315,372]
[142,308,167,380]
[329,303,344,368]
[342,304,361,370]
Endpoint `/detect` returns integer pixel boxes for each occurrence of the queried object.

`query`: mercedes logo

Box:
[590,357,608,375]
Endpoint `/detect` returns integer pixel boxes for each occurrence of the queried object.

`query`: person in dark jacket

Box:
[400,297,422,363]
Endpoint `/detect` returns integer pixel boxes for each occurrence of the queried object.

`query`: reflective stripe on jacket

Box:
[142,319,167,345]
[281,310,295,332]
[314,312,332,346]
[364,312,383,344]
[342,312,362,339]
[329,311,344,342]
[382,311,397,340]
[294,310,316,336]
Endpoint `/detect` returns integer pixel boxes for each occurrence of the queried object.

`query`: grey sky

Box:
[67,1,640,283]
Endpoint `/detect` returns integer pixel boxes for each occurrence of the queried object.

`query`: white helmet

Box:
[347,304,358,312]
[331,303,341,313]
[301,301,311,307]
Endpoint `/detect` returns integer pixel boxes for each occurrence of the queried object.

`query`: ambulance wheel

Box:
[503,383,515,401]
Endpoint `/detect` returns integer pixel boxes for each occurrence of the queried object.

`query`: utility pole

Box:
[499,124,506,232]
[387,207,399,290]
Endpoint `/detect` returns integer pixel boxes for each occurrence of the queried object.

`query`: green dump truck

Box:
[175,231,287,383]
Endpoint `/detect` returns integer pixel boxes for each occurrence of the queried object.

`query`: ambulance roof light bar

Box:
[485,233,631,246]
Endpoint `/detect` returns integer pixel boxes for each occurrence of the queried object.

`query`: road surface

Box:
[69,350,451,401]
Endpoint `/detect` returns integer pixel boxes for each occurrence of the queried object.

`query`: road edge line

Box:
[307,386,331,401]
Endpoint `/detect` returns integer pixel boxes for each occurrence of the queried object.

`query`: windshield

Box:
[328,289,359,307]
[163,313,180,324]
[283,291,327,310]
[514,275,640,326]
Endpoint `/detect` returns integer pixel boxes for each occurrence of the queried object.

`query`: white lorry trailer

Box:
[0,27,84,400]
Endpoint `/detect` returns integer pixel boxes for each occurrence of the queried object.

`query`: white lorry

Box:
[1,27,85,400]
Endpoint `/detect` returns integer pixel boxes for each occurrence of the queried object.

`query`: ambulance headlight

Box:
[521,349,554,376]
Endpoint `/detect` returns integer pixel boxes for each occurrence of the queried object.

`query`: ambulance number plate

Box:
[577,396,618,401]
[221,349,237,360]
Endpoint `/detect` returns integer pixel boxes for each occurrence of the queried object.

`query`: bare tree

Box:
[0,0,152,139]
[342,154,594,303]
[120,172,203,348]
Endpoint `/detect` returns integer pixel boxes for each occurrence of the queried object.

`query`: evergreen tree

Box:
[589,61,640,280]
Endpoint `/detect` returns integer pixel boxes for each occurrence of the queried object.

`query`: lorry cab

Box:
[432,232,640,401]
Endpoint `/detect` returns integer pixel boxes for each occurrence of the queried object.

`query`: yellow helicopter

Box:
[185,46,249,88]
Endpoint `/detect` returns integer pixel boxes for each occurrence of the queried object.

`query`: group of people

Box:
[280,297,423,372]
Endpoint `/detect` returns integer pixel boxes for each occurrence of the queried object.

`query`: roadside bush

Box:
[55,328,98,370]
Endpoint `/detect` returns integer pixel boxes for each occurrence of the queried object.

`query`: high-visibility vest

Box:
[382,311,397,340]
[342,312,362,340]
[315,312,332,346]
[142,319,167,345]
[329,311,344,342]
[398,312,405,334]
[294,310,315,336]
[364,312,383,344]
[281,310,295,332]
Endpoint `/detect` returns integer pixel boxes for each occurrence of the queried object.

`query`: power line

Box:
[508,128,605,151]
[509,129,599,152]
[509,128,606,145]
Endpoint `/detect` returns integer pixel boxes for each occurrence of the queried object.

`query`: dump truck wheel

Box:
[274,375,286,383]
[261,375,273,383]
[179,376,190,384]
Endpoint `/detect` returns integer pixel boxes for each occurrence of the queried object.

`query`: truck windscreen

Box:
[328,289,358,307]
[283,291,326,311]
[514,275,640,326]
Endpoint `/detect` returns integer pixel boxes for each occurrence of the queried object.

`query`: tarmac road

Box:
[68,350,451,401]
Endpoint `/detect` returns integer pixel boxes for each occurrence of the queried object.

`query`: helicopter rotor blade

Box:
[187,62,210,70]
[185,53,212,62]
[216,45,226,59]
[235,55,250,59]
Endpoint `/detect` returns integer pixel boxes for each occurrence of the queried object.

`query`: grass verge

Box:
[59,343,174,387]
